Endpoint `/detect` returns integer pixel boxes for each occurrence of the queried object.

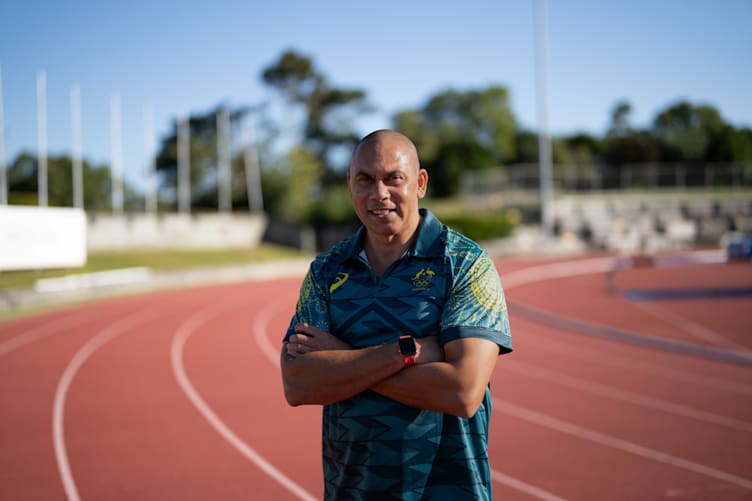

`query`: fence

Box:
[462,163,752,195]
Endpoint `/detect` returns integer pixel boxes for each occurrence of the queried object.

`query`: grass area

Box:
[0,243,311,292]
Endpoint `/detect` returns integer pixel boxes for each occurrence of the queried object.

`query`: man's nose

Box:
[372,180,389,199]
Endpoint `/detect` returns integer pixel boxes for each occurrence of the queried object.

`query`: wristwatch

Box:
[398,335,417,367]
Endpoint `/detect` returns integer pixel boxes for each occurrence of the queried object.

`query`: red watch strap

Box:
[402,354,416,367]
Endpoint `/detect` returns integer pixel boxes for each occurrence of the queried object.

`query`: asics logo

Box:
[330,272,349,293]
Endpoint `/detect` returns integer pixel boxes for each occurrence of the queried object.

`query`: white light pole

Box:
[143,102,157,214]
[535,0,554,238]
[71,85,84,209]
[110,93,124,214]
[243,115,264,213]
[177,114,191,213]
[37,70,48,207]
[217,108,231,213]
[0,65,6,205]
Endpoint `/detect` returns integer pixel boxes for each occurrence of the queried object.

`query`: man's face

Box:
[347,138,428,243]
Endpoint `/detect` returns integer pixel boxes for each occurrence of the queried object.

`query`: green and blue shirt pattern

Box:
[285,209,512,500]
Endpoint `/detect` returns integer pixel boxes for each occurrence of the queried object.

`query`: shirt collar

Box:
[343,208,444,261]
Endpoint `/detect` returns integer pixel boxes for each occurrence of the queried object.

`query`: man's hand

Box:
[285,323,350,358]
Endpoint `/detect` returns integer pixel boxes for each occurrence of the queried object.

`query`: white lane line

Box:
[0,312,96,357]
[501,254,752,382]
[520,333,752,396]
[255,302,569,501]
[170,302,317,501]
[503,359,752,432]
[501,257,616,289]
[252,300,289,369]
[494,399,752,490]
[634,300,746,350]
[499,255,752,490]
[490,470,568,501]
[53,307,167,501]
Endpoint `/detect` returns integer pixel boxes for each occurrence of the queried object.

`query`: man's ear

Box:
[417,169,428,198]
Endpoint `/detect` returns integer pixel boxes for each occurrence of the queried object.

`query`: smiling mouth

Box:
[369,208,394,216]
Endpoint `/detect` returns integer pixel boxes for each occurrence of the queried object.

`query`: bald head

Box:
[350,130,420,174]
[347,129,428,248]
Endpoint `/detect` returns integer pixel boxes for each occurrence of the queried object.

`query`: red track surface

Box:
[1,254,751,500]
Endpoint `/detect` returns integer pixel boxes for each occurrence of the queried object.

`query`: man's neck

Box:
[362,216,422,277]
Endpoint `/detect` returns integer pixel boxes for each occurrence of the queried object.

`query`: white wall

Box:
[0,206,87,271]
[86,212,267,251]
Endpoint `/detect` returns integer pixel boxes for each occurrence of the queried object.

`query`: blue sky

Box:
[1,0,750,190]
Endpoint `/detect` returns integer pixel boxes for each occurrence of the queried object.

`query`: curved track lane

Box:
[0,255,750,500]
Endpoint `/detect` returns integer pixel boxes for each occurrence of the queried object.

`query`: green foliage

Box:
[262,49,370,169]
[604,132,658,165]
[608,101,634,137]
[428,140,494,198]
[154,105,254,210]
[439,211,516,242]
[393,86,517,167]
[652,101,724,161]
[262,50,318,103]
[6,152,117,210]
[512,130,539,163]
[262,146,324,225]
[392,86,517,199]
[309,185,356,227]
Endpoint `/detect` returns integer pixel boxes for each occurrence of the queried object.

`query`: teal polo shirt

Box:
[286,209,512,500]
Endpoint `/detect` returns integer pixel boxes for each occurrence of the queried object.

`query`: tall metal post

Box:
[243,115,264,213]
[0,65,6,205]
[177,115,191,213]
[110,93,124,214]
[535,0,554,238]
[217,108,232,212]
[143,103,157,214]
[37,70,48,207]
[71,85,84,208]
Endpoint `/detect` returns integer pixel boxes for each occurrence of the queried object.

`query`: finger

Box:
[286,342,301,356]
[291,342,313,354]
[295,323,319,336]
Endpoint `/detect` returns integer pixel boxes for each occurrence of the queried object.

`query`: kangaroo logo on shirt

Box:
[412,268,435,290]
[330,272,349,293]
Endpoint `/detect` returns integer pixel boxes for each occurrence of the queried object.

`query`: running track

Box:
[1,253,751,500]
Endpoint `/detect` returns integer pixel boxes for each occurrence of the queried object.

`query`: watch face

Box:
[398,336,417,356]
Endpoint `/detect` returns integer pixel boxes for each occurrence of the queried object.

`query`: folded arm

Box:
[370,337,499,418]
[281,323,442,406]
[281,324,498,418]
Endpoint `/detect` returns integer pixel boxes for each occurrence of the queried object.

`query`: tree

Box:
[608,101,633,138]
[603,101,658,166]
[652,100,724,162]
[710,126,752,163]
[262,49,371,170]
[261,146,324,225]
[560,133,603,166]
[6,152,118,210]
[392,85,518,198]
[429,139,493,198]
[512,130,539,164]
[154,105,256,210]
[395,86,518,166]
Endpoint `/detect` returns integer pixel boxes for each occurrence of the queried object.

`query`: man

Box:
[281,129,512,500]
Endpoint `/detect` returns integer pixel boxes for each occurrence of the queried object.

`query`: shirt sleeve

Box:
[284,266,331,342]
[440,252,513,353]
